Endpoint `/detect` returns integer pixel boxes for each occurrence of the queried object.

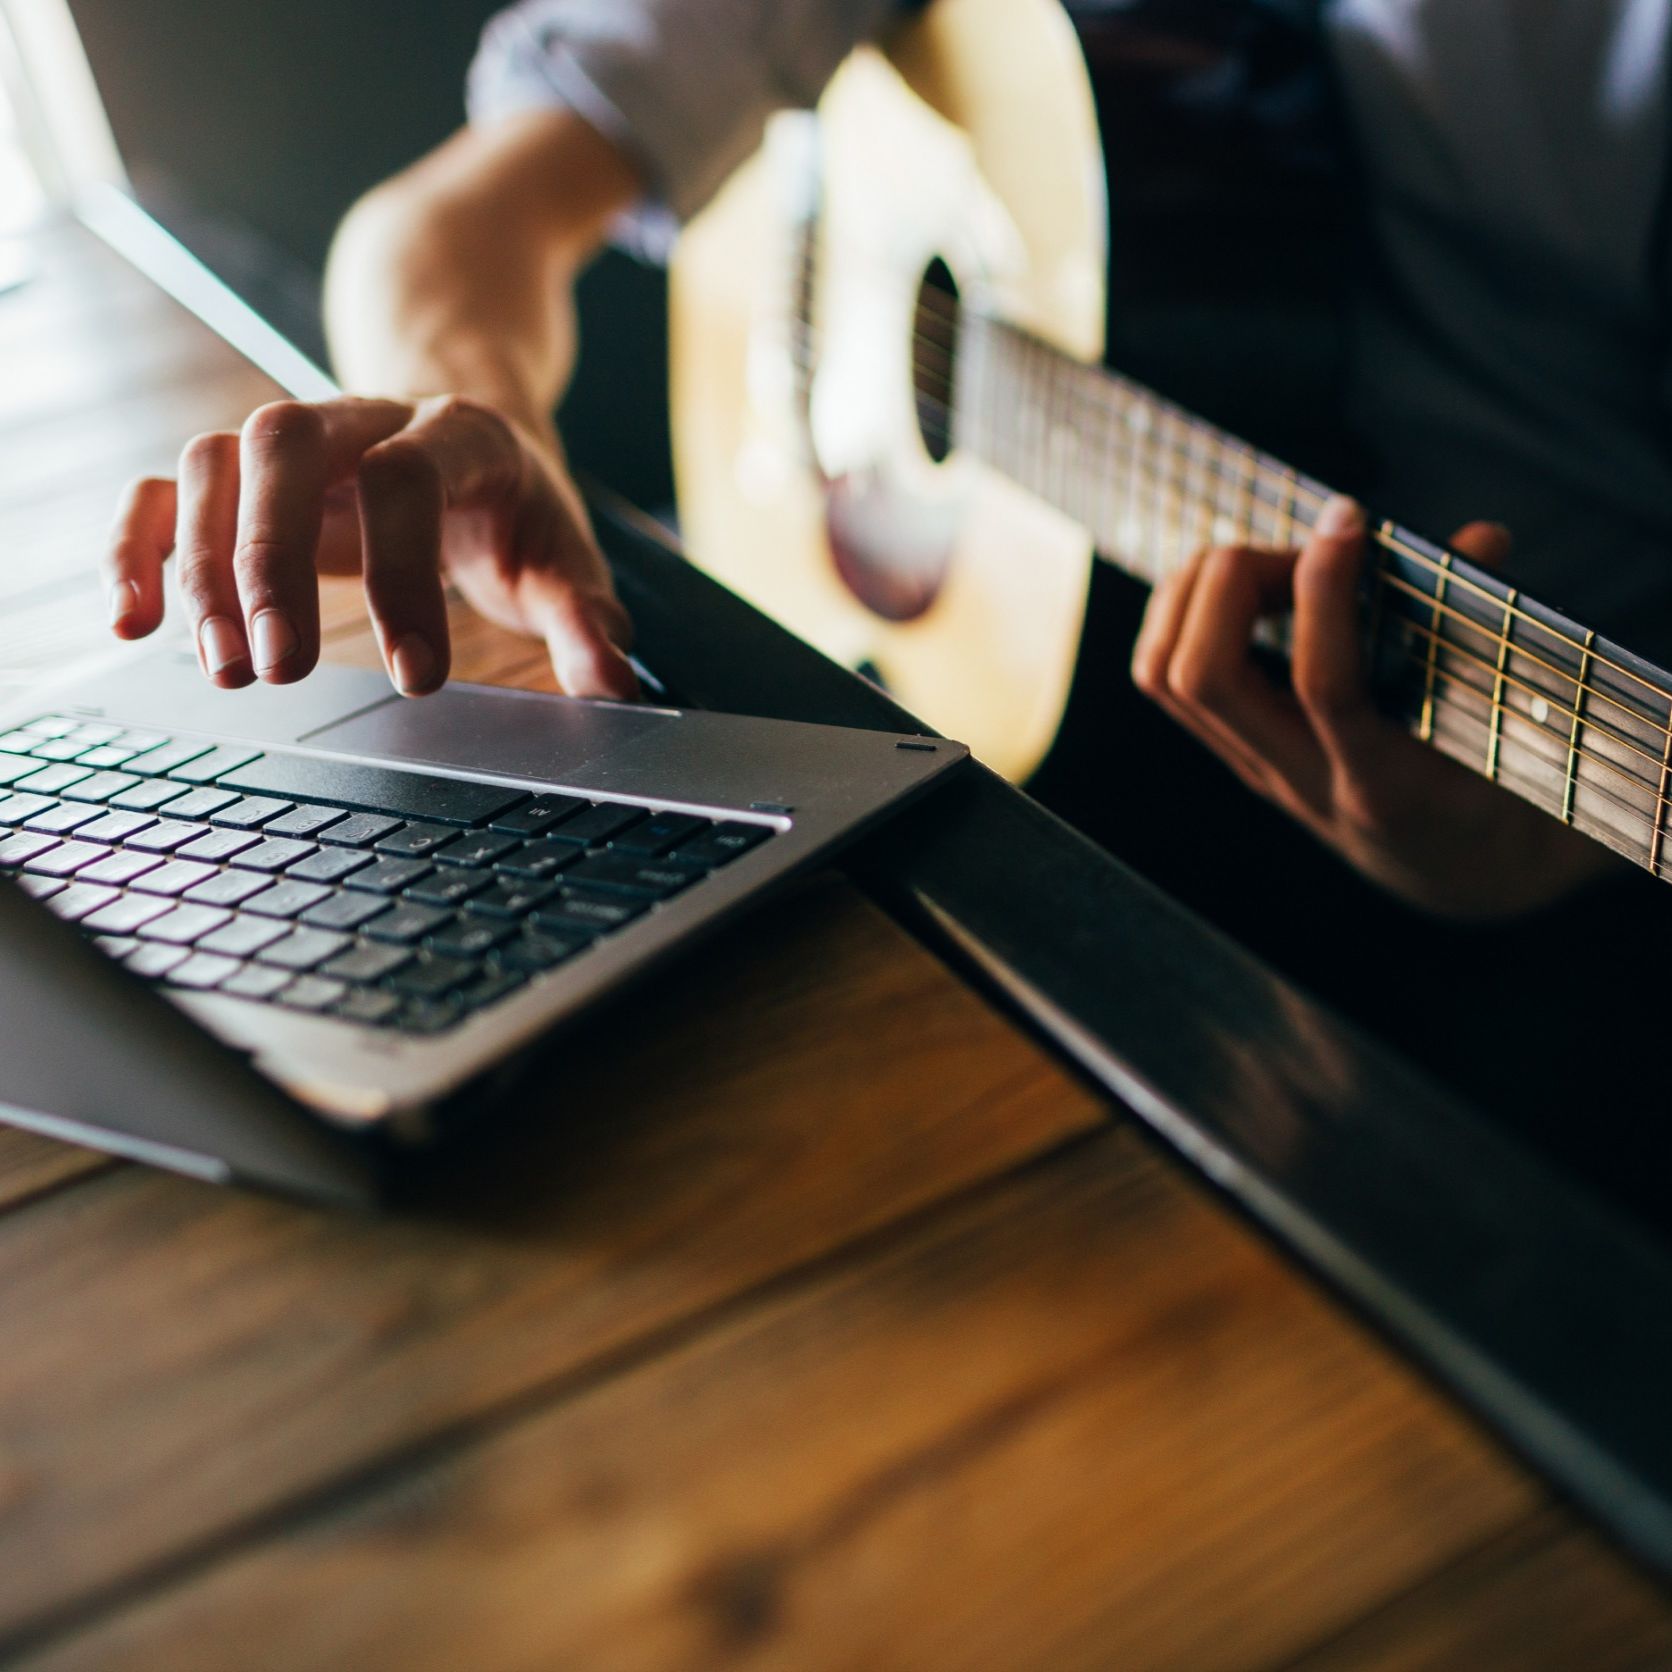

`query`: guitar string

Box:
[901,292,1672,720]
[781,324,1672,818]
[788,293,1672,724]
[784,318,1672,767]
[783,314,1672,751]
[1380,615,1671,820]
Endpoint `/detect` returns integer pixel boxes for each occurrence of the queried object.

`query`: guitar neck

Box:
[951,309,1672,880]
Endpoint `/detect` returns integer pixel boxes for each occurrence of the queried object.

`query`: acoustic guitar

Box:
[668,0,1672,883]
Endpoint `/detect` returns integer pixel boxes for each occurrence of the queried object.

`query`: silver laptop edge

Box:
[1,647,966,1163]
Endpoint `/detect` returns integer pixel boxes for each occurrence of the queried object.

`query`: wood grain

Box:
[0,1131,113,1212]
[0,877,1101,1649]
[19,1126,1560,1672]
[1281,1510,1672,1672]
[6,212,1672,1672]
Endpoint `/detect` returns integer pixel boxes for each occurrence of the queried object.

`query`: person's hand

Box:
[103,394,638,701]
[1131,495,1621,918]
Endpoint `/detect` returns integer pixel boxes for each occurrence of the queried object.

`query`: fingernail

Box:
[199,615,246,676]
[1315,494,1366,538]
[251,609,298,674]
[109,581,139,627]
[390,634,434,696]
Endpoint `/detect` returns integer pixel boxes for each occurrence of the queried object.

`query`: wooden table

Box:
[3,214,1671,1671]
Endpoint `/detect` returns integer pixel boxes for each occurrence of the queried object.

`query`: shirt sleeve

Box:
[466,0,896,252]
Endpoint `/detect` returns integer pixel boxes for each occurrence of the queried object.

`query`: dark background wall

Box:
[66,0,674,509]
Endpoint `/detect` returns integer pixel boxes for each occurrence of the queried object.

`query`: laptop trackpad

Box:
[300,686,668,783]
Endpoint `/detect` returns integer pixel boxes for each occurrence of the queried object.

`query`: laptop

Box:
[0,648,966,1202]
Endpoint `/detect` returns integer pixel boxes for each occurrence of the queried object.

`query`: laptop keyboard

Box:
[0,715,774,1035]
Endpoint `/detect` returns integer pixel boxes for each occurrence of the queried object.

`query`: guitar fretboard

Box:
[950,308,1672,880]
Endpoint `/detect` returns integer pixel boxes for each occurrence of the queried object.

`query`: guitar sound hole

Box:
[913,258,959,465]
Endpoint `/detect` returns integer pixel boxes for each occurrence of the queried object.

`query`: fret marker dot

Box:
[1531,696,1550,727]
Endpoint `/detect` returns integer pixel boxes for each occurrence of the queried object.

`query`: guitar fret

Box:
[1562,629,1596,826]
[1418,553,1454,744]
[1485,588,1520,782]
[1656,689,1672,878]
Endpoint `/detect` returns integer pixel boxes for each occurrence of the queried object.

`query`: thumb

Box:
[1450,521,1514,569]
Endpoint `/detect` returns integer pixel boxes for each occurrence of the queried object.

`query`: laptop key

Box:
[218,755,527,825]
[343,856,430,893]
[175,827,263,864]
[137,903,234,945]
[374,822,456,858]
[61,723,117,745]
[17,874,65,900]
[286,846,372,884]
[299,892,388,932]
[563,852,703,899]
[489,795,586,836]
[431,919,513,960]
[332,987,402,1025]
[209,795,292,829]
[76,744,143,769]
[124,739,211,776]
[670,822,773,868]
[166,952,243,991]
[131,859,219,897]
[198,915,290,958]
[362,902,451,944]
[14,763,93,795]
[169,746,260,784]
[243,879,334,919]
[320,942,411,984]
[406,866,493,907]
[182,868,271,908]
[219,963,294,1001]
[263,802,349,839]
[390,953,478,1000]
[396,1000,463,1035]
[257,927,351,971]
[94,934,141,959]
[532,892,648,935]
[316,812,403,848]
[230,837,317,873]
[465,879,558,920]
[125,943,189,980]
[492,838,581,880]
[60,771,143,803]
[110,778,193,811]
[158,787,240,821]
[0,753,42,785]
[19,717,76,738]
[21,840,108,878]
[276,975,348,1012]
[27,737,94,761]
[127,819,213,853]
[79,848,165,887]
[74,809,159,844]
[0,831,59,867]
[45,882,120,922]
[609,812,709,856]
[83,894,174,935]
[24,802,103,834]
[0,793,59,825]
[498,931,586,974]
[457,969,525,1012]
[541,802,645,848]
[433,830,519,868]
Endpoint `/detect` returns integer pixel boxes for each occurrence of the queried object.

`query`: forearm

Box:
[323,109,642,444]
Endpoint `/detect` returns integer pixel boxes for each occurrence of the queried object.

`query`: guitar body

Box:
[669,0,1106,780]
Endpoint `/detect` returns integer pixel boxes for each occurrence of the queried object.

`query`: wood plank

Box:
[0,1131,113,1212]
[1280,1509,1672,1672]
[15,1127,1550,1672]
[0,880,1101,1648]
